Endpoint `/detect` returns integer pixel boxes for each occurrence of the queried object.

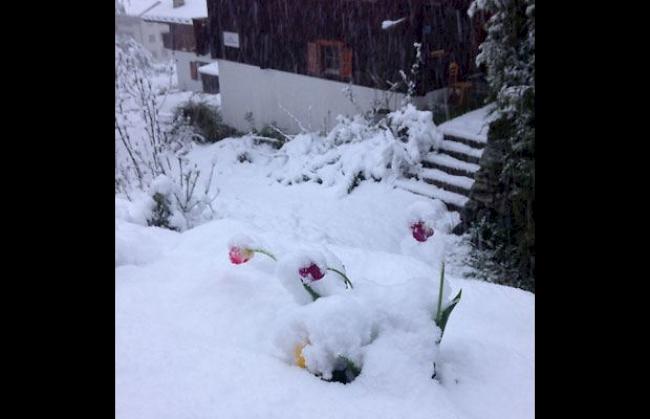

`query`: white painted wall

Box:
[115,15,170,63]
[173,51,215,93]
[140,21,171,62]
[217,59,448,134]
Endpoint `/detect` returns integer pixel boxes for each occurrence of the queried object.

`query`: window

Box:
[321,45,341,76]
[307,40,353,80]
[162,32,172,49]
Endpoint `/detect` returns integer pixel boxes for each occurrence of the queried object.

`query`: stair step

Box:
[420,168,474,191]
[442,133,486,150]
[421,177,472,198]
[422,153,480,178]
[439,139,484,159]
[435,149,481,165]
[431,138,484,165]
[438,105,491,146]
[394,178,468,212]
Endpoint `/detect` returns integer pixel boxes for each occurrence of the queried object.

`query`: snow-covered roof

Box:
[141,0,208,24]
[198,62,219,76]
[118,0,161,16]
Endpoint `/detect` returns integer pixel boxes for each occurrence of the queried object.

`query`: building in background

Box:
[141,0,219,93]
[115,1,171,63]
[206,0,487,133]
[116,0,219,94]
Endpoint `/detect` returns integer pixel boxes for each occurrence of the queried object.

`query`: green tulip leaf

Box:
[437,289,462,340]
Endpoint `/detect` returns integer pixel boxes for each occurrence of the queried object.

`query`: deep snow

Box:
[116,141,534,419]
[116,45,532,418]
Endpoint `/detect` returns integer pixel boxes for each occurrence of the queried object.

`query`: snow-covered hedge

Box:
[270,104,443,195]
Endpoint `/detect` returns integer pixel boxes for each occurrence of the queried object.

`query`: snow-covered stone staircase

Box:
[395,105,493,214]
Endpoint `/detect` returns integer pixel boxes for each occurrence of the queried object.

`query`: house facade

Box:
[140,0,220,94]
[115,1,172,62]
[206,0,486,133]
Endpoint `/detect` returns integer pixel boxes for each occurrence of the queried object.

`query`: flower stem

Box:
[327,267,354,289]
[250,248,277,261]
[303,283,321,301]
[435,261,445,326]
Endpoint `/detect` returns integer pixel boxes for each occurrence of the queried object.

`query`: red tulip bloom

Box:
[411,221,434,242]
[229,246,254,264]
[299,263,325,282]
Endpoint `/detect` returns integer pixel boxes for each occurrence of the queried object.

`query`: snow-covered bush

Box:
[115,37,219,231]
[269,104,443,195]
[148,192,176,230]
[388,104,443,159]
[171,99,239,144]
[243,112,290,149]
[142,175,187,231]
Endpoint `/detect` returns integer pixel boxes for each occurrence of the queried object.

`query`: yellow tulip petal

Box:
[294,343,307,369]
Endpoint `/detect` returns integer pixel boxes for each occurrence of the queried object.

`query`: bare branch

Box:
[277,102,309,133]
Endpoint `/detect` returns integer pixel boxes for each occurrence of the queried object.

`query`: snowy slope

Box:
[116,218,533,419]
[116,143,534,419]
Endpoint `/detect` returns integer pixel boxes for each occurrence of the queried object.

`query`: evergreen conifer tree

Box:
[463,0,535,290]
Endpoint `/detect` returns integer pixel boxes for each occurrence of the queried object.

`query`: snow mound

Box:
[273,294,374,380]
[270,238,455,381]
[116,194,154,226]
[272,272,453,382]
[115,219,180,266]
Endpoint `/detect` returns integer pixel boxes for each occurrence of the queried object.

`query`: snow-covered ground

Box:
[116,43,532,418]
[116,141,534,419]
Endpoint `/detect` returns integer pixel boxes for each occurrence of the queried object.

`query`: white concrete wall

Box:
[217,59,447,134]
[174,51,215,93]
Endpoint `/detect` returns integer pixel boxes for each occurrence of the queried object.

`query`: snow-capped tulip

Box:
[227,233,277,265]
[299,263,325,282]
[410,221,434,242]
[229,246,254,264]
